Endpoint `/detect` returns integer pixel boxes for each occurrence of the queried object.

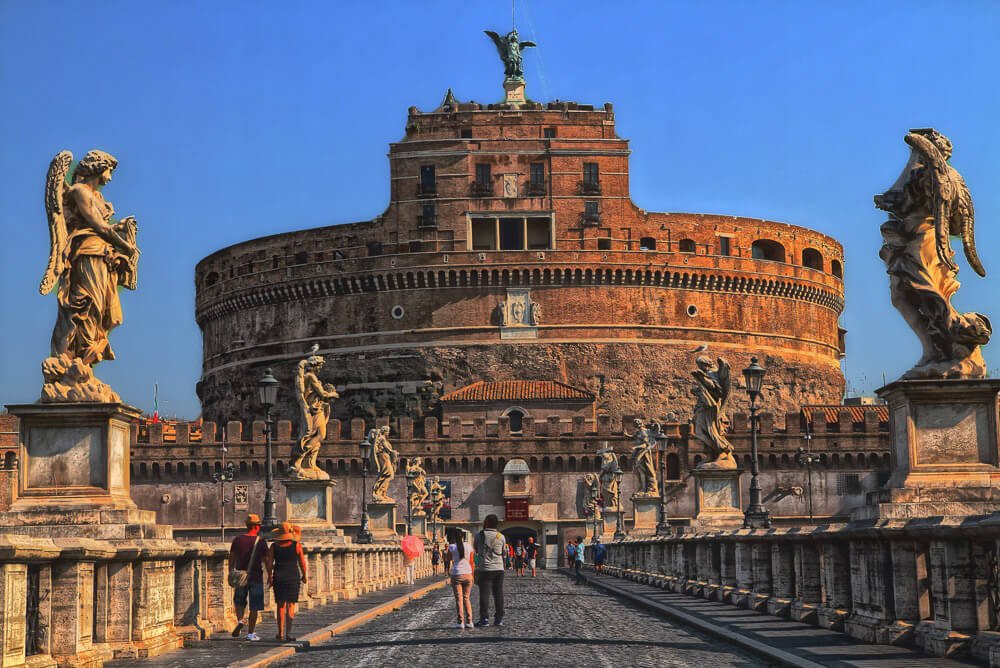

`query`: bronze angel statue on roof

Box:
[874,129,991,380]
[484,29,536,80]
[39,150,139,403]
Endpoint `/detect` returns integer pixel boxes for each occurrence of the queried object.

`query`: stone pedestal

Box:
[854,379,1000,521]
[408,513,428,538]
[503,78,526,105]
[631,494,659,535]
[601,508,624,540]
[367,501,398,541]
[283,479,335,527]
[0,403,168,540]
[691,468,744,530]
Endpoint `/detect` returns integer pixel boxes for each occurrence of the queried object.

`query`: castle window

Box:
[718,237,732,256]
[293,251,308,264]
[832,259,843,278]
[543,127,556,138]
[527,218,551,250]
[499,218,524,250]
[471,218,496,251]
[474,163,492,196]
[666,452,681,480]
[582,162,600,194]
[802,248,823,270]
[639,237,656,250]
[419,203,436,228]
[751,239,786,262]
[678,238,696,253]
[460,128,472,139]
[529,162,546,195]
[584,201,600,224]
[204,271,220,287]
[418,165,436,196]
[272,255,279,269]
[367,242,383,256]
[506,409,526,433]
[597,237,612,251]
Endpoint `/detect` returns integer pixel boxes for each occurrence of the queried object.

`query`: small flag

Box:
[152,383,159,424]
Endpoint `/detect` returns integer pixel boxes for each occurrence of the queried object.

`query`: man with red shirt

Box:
[228,514,266,640]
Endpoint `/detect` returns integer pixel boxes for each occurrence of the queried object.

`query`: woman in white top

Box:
[446,528,475,629]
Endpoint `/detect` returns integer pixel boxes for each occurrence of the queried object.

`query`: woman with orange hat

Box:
[264,522,308,641]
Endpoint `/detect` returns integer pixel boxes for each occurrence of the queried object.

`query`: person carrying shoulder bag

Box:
[473,514,507,627]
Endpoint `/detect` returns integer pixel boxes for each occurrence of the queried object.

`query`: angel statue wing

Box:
[484,30,507,62]
[40,151,73,295]
[519,40,537,49]
[717,357,731,407]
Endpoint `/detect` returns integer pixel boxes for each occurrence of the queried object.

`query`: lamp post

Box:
[656,432,671,534]
[210,456,236,543]
[796,425,818,521]
[357,435,374,544]
[404,463,416,536]
[742,356,771,529]
[257,369,279,532]
[613,468,625,541]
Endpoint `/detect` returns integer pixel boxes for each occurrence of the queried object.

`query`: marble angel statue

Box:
[288,350,340,480]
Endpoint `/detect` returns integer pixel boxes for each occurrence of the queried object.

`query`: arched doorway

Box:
[501,525,538,546]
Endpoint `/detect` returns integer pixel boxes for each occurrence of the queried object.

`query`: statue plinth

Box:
[503,78,526,105]
[853,378,1000,521]
[408,513,428,538]
[691,468,744,530]
[600,508,623,540]
[367,501,398,541]
[630,494,659,535]
[283,478,335,525]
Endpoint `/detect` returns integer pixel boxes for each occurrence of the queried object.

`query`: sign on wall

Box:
[234,484,249,509]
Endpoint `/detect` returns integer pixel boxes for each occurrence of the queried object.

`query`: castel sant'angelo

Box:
[194,38,846,430]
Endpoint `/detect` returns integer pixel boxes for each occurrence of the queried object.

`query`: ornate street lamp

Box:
[742,357,771,529]
[656,431,671,535]
[404,463,417,536]
[613,468,625,541]
[257,369,279,532]
[210,458,236,542]
[357,435,374,544]
[796,424,819,521]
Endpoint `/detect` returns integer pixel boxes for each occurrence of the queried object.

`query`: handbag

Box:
[228,535,263,588]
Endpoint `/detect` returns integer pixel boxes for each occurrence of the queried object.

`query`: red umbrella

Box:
[401,534,424,561]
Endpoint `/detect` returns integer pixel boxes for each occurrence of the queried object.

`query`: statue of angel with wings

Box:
[874,128,991,380]
[39,150,139,403]
[484,29,536,80]
[288,352,340,480]
[691,356,736,469]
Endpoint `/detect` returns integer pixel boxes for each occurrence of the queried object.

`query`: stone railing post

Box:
[818,538,852,631]
[734,540,753,607]
[767,536,795,617]
[791,539,821,624]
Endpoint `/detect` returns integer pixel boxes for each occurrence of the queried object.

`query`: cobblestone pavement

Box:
[279,571,769,667]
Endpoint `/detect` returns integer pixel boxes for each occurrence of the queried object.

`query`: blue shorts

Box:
[233,582,264,611]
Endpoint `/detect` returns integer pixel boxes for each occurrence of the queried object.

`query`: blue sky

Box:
[1,1,998,418]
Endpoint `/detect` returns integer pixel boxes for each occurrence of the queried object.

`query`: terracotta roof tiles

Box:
[801,404,889,424]
[440,380,595,403]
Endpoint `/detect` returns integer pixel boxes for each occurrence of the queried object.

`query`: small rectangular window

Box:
[499,218,525,250]
[419,203,436,227]
[476,163,491,186]
[584,201,600,224]
[460,128,472,139]
[471,218,496,250]
[526,217,551,250]
[836,473,862,496]
[543,127,556,138]
[597,237,612,250]
[583,162,599,186]
[419,165,436,195]
[529,162,545,194]
[719,237,731,256]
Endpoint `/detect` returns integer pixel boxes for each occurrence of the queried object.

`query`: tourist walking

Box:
[442,541,453,575]
[514,540,525,576]
[446,528,475,629]
[525,536,539,577]
[565,539,577,567]
[227,514,265,641]
[473,514,507,627]
[265,522,308,642]
[573,536,586,584]
[592,537,607,573]
[431,542,441,575]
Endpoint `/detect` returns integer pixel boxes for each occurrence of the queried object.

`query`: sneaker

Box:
[453,622,464,629]
[245,632,260,641]
[473,619,491,628]
[231,621,244,638]
[494,619,504,626]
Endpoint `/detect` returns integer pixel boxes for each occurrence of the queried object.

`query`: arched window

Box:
[831,259,843,278]
[751,239,786,262]
[802,248,823,270]
[678,238,696,253]
[505,408,526,433]
[204,271,220,287]
[639,237,656,251]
